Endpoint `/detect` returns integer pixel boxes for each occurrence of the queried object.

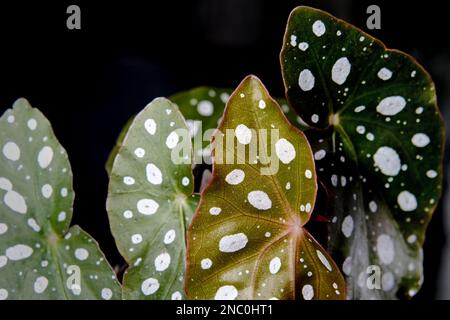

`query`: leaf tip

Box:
[12,97,32,110]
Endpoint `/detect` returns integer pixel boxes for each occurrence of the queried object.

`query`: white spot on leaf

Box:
[302,284,314,300]
[0,289,8,300]
[314,150,326,160]
[27,218,41,232]
[225,169,245,185]
[6,244,33,261]
[377,234,395,264]
[377,68,393,80]
[144,119,157,135]
[376,96,406,116]
[354,105,366,113]
[123,176,135,185]
[197,100,214,116]
[258,100,266,109]
[33,276,48,294]
[209,207,222,215]
[201,258,213,270]
[27,118,37,130]
[411,133,430,147]
[299,42,309,51]
[0,224,7,235]
[166,131,179,149]
[235,124,252,145]
[137,199,159,215]
[248,191,272,210]
[164,229,176,244]
[41,184,53,199]
[154,252,171,271]
[131,234,143,244]
[75,248,89,261]
[101,288,113,300]
[141,278,159,296]
[316,250,332,271]
[134,148,145,158]
[0,177,12,191]
[426,170,437,178]
[275,138,296,164]
[269,257,281,274]
[298,69,315,91]
[312,20,326,37]
[331,57,351,85]
[219,233,248,253]
[4,190,27,214]
[341,215,354,238]
[215,285,238,300]
[3,142,20,161]
[146,163,163,185]
[182,177,190,186]
[397,191,417,212]
[382,272,395,291]
[37,146,53,169]
[373,146,401,176]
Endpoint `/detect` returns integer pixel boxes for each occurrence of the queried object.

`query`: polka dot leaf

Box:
[281,7,444,299]
[107,98,199,299]
[105,87,302,175]
[185,76,345,300]
[0,99,121,300]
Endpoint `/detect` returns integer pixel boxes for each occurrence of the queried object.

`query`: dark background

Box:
[0,0,448,299]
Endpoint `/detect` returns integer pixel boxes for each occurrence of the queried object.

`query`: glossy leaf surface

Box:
[105,88,302,175]
[281,6,444,298]
[185,76,345,300]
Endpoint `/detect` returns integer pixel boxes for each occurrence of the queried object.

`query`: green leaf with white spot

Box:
[0,99,121,300]
[105,87,302,175]
[281,6,444,299]
[185,76,345,300]
[171,87,232,164]
[107,98,198,299]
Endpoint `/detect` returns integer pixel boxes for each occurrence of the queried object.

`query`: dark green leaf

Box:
[281,6,444,299]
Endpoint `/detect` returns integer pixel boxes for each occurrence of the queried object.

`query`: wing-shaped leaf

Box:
[280,6,444,299]
[105,87,303,175]
[107,98,198,299]
[185,76,345,300]
[0,99,121,300]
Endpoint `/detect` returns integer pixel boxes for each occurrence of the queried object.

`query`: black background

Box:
[0,0,448,299]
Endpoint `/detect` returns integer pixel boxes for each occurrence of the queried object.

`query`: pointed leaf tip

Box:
[185,76,345,300]
[281,6,444,299]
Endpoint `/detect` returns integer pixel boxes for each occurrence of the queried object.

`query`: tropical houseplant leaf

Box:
[185,76,345,300]
[105,88,302,175]
[280,6,444,299]
[106,98,198,299]
[0,99,121,300]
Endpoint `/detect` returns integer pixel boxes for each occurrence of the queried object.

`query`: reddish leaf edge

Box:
[184,75,346,300]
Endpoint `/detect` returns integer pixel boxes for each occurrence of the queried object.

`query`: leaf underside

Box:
[281,6,444,299]
[107,98,198,299]
[0,99,121,300]
[185,76,345,300]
